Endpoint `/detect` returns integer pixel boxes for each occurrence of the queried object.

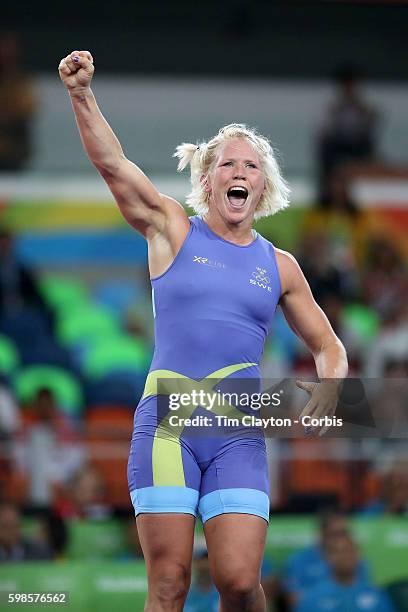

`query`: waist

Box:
[151,319,265,377]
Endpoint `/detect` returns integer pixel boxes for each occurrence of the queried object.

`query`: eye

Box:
[246,162,257,168]
[221,161,233,166]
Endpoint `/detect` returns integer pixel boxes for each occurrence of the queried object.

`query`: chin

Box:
[225,206,253,224]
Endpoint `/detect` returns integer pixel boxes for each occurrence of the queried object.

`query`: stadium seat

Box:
[84,371,144,409]
[0,334,19,376]
[284,440,350,507]
[1,471,28,505]
[342,304,379,344]
[0,307,53,353]
[89,455,130,507]
[82,410,133,508]
[93,279,142,317]
[83,336,150,379]
[18,340,75,371]
[86,405,134,427]
[85,406,134,452]
[56,305,120,348]
[14,365,83,415]
[39,276,89,314]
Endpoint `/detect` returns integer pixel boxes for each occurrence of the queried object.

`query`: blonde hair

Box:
[173,123,290,220]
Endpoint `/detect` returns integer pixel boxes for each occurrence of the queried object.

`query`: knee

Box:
[150,562,190,603]
[215,571,260,606]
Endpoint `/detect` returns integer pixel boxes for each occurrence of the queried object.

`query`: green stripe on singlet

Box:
[144,362,257,487]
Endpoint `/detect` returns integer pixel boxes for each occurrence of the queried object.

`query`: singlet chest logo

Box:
[193,255,226,269]
[250,267,272,292]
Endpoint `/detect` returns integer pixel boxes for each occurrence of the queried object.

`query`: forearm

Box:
[69,87,124,173]
[314,338,348,380]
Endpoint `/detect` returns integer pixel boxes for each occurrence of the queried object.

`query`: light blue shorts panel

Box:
[130,486,199,517]
[198,488,270,523]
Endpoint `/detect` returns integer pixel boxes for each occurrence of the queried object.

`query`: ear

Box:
[201,174,212,194]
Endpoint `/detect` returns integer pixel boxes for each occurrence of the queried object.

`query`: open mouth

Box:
[227,186,248,209]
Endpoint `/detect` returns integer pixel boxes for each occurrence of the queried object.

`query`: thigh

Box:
[198,438,270,523]
[137,513,195,572]
[204,513,267,582]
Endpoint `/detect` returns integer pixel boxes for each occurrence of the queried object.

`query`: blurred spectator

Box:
[320,173,358,216]
[364,301,408,377]
[0,376,20,437]
[0,502,51,562]
[383,358,408,379]
[14,387,85,507]
[0,31,36,171]
[35,510,68,560]
[303,175,363,270]
[54,464,112,520]
[184,549,219,612]
[319,294,345,338]
[283,510,370,607]
[0,228,44,315]
[362,238,408,322]
[0,377,20,499]
[295,534,395,612]
[0,228,54,344]
[316,64,379,204]
[297,231,356,307]
[359,456,408,516]
[368,361,408,438]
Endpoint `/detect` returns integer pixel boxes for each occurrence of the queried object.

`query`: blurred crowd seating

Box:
[0,505,406,611]
[0,193,407,510]
[0,192,407,610]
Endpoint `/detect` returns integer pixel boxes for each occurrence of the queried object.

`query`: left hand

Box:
[296,380,340,436]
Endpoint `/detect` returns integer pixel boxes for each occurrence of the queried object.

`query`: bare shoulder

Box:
[275,248,305,296]
[145,195,191,278]
[157,194,190,236]
[160,194,189,220]
[144,193,190,248]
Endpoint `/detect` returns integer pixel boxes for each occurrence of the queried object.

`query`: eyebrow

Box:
[220,158,258,164]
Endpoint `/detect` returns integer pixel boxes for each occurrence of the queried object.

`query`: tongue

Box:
[228,196,246,208]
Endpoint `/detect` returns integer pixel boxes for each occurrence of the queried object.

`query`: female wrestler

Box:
[59,50,347,612]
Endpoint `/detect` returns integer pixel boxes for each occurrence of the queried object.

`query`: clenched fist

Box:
[58,50,94,91]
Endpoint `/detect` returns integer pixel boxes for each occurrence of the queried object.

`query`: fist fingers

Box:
[63,57,77,73]
[60,52,93,77]
[70,51,81,67]
[58,50,95,89]
[81,50,93,62]
[70,51,93,65]
[58,58,73,75]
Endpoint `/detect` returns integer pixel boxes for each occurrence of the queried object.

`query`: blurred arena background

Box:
[0,1,407,610]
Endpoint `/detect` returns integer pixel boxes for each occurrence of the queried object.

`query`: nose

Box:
[233,164,247,179]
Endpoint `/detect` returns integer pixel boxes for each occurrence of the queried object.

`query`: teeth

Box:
[228,186,248,196]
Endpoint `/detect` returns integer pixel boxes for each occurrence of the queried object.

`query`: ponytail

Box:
[173,143,201,172]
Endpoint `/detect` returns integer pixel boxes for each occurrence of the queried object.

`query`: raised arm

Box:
[276,249,348,434]
[58,50,189,251]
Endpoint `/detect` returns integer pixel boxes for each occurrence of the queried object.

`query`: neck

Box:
[203,209,255,246]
